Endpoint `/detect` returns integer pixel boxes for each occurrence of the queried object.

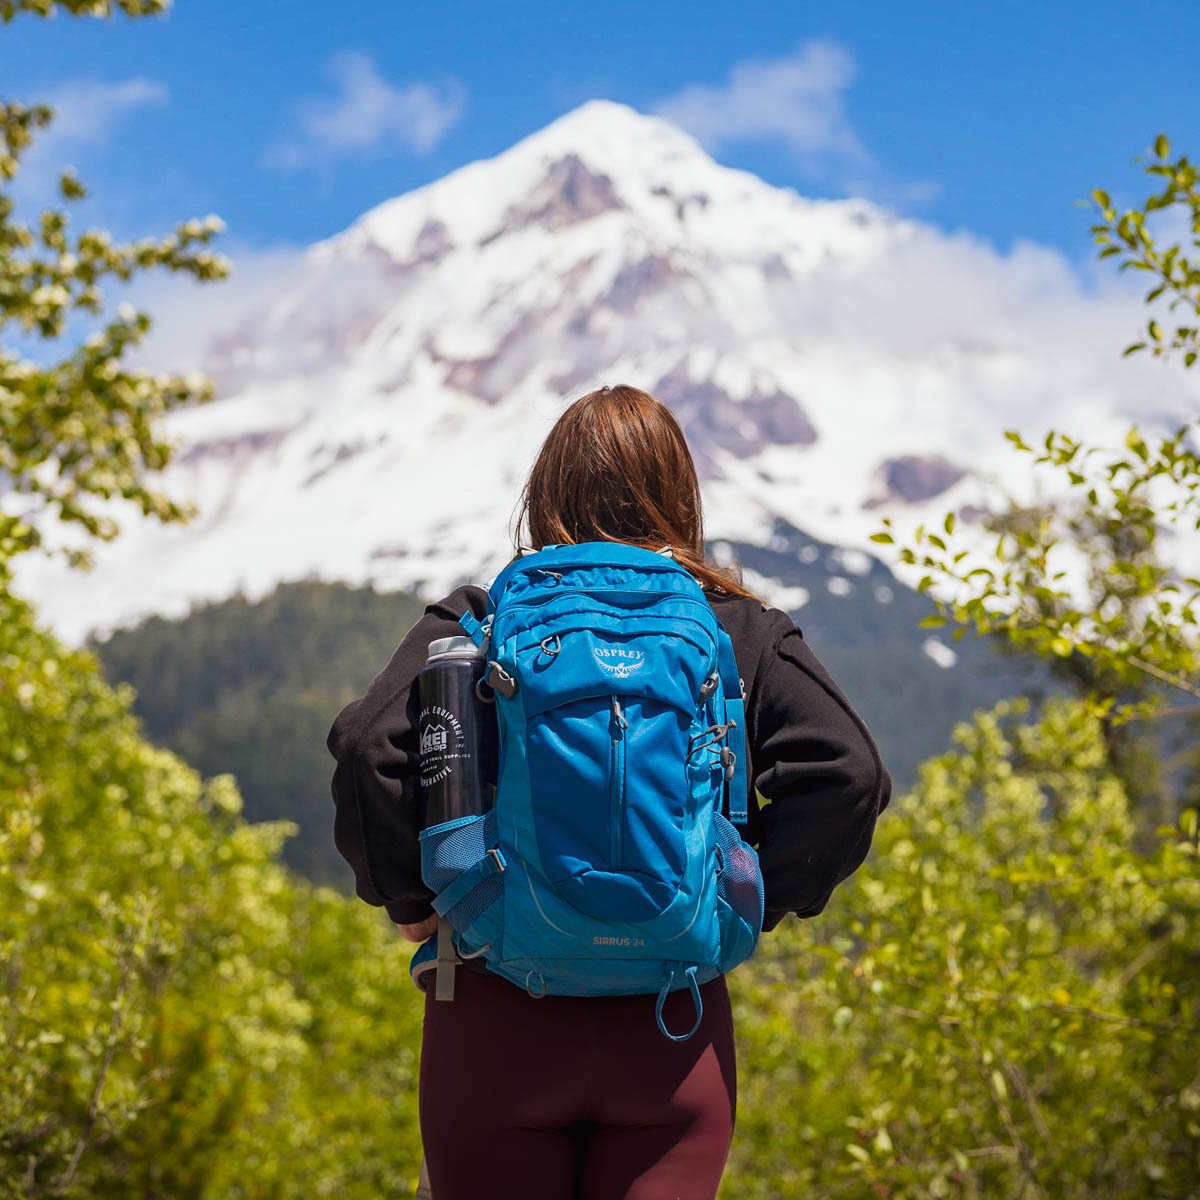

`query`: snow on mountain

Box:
[13,98,1200,643]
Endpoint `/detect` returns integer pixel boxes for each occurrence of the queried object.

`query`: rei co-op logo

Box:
[419,705,468,786]
[592,646,646,679]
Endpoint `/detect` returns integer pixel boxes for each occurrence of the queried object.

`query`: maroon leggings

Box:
[419,966,737,1200]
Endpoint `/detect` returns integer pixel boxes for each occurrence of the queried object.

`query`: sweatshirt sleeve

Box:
[748,619,893,932]
[326,583,489,925]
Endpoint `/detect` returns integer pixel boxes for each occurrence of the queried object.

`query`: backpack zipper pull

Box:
[611,695,629,729]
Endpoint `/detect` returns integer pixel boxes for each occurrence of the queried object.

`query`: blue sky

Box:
[3,0,1197,270]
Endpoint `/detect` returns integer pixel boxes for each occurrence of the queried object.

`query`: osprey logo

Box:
[592,646,645,678]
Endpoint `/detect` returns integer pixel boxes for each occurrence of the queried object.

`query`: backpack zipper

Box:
[500,590,719,624]
[610,695,628,867]
[504,604,719,666]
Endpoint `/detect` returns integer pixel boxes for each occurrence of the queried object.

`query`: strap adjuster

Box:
[485,661,517,699]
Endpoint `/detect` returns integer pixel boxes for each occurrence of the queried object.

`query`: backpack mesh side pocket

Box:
[713,812,764,941]
[419,809,502,931]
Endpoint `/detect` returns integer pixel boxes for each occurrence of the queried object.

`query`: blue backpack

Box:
[411,541,764,1040]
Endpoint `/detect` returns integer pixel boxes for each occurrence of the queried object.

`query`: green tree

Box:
[728,695,1198,1199]
[867,135,1200,840]
[1,6,225,581]
[90,579,428,884]
[1,5,430,1195]
[1,594,427,1195]
[724,134,1200,1198]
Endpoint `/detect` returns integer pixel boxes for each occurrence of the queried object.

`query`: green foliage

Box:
[1082,133,1200,367]
[1,6,429,1195]
[0,1,167,21]
[836,135,1200,1197]
[871,138,1200,839]
[879,134,1200,701]
[877,423,1200,702]
[1,590,428,1196]
[0,91,227,577]
[91,579,428,883]
[2,4,1196,1189]
[728,695,1199,1198]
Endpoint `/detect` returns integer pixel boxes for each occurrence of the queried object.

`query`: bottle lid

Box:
[426,635,483,662]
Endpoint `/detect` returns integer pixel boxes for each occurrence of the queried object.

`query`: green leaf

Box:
[1154,132,1170,158]
[1125,427,1149,460]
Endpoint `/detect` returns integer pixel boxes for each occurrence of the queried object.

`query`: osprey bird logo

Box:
[592,645,646,678]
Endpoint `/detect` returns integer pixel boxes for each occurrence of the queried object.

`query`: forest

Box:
[2,3,1198,1198]
[91,580,427,885]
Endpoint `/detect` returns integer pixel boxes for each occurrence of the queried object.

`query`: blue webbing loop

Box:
[459,610,486,648]
[715,624,749,824]
[431,848,507,918]
[655,966,704,1042]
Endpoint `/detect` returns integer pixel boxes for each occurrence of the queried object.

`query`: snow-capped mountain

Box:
[14,99,1200,644]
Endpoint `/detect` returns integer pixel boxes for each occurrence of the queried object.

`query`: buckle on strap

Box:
[485,660,517,699]
[432,846,508,919]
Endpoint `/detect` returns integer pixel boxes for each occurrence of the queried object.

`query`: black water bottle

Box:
[418,635,496,827]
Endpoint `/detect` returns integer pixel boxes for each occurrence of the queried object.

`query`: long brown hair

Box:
[513,384,760,600]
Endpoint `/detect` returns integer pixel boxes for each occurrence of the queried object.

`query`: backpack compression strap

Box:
[715,625,749,824]
[459,610,488,648]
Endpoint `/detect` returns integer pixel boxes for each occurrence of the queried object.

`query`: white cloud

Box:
[13,76,167,204]
[267,52,467,169]
[120,237,307,376]
[652,39,938,209]
[654,40,864,162]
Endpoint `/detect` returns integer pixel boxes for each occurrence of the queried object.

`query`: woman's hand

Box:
[396,914,438,942]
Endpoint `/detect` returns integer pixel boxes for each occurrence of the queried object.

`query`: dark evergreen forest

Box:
[91,581,425,885]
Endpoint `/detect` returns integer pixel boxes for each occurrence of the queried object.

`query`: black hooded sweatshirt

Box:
[327,581,892,932]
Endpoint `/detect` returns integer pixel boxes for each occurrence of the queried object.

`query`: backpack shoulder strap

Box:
[715,622,749,824]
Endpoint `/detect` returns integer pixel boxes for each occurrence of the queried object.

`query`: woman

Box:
[327,384,892,1200]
